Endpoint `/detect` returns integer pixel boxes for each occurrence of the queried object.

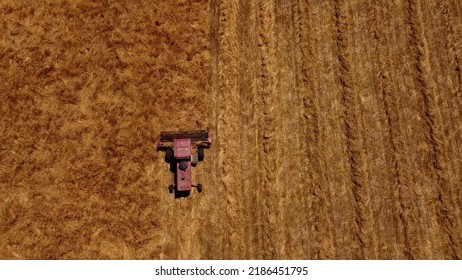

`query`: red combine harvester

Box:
[156,130,211,194]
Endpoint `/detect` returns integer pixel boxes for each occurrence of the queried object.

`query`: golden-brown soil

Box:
[1,0,461,259]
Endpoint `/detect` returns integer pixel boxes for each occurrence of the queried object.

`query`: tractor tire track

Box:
[295,0,336,259]
[407,0,459,259]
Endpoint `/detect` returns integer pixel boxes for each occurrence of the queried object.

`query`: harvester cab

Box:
[156,130,211,194]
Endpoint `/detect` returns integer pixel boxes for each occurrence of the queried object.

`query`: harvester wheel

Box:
[197,184,203,193]
[168,185,174,193]
[165,148,173,163]
[198,147,204,161]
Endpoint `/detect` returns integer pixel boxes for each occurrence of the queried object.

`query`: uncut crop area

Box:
[0,0,461,259]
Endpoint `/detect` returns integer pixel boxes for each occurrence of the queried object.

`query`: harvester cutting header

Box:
[156,130,211,195]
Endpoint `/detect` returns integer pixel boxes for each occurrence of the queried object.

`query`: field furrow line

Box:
[440,1,462,109]
[256,0,282,259]
[274,0,302,259]
[432,0,462,257]
[391,0,433,259]
[292,0,312,258]
[295,0,335,259]
[200,0,223,259]
[215,0,245,259]
[237,0,260,259]
[442,0,462,238]
[438,0,462,158]
[334,0,374,259]
[407,0,459,259]
[372,1,416,259]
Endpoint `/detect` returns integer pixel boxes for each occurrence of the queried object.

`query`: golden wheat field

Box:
[1,0,461,259]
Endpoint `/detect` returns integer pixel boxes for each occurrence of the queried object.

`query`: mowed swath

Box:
[0,0,461,259]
